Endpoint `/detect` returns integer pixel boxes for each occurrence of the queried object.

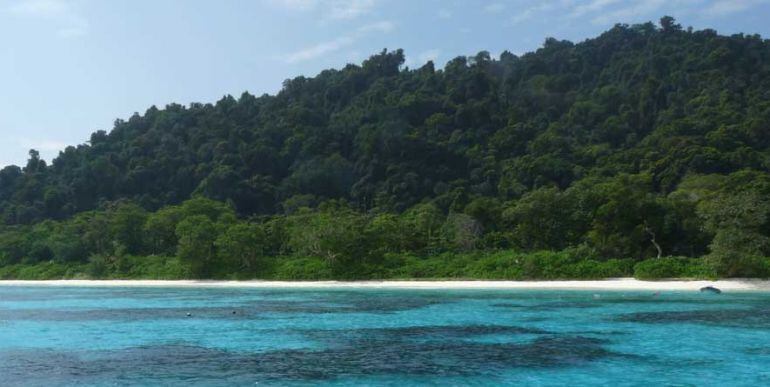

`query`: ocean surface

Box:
[1,286,769,386]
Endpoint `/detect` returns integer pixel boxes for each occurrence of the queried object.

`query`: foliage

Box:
[215,222,267,275]
[271,257,334,280]
[633,257,718,280]
[175,215,218,277]
[0,18,769,279]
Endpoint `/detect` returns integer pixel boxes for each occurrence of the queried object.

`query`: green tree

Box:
[584,174,665,259]
[109,202,148,255]
[175,215,218,277]
[698,191,770,275]
[144,206,183,255]
[503,187,578,251]
[215,222,266,274]
[286,210,369,275]
[443,213,482,251]
[402,203,444,253]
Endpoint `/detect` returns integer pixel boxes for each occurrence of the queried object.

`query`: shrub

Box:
[716,255,770,278]
[633,257,717,280]
[87,255,109,278]
[119,255,191,279]
[272,257,333,280]
[0,261,87,280]
[388,250,632,280]
[466,252,524,279]
[562,259,633,279]
[392,253,476,279]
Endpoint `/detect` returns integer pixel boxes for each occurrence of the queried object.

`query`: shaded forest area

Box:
[1,17,769,279]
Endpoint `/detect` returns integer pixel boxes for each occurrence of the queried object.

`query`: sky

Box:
[1,0,769,167]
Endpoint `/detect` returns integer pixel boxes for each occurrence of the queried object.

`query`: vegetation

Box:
[1,18,769,280]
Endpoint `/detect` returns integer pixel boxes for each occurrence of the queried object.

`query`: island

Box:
[0,17,768,283]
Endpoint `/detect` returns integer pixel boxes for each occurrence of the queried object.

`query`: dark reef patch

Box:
[292,292,447,312]
[744,347,770,355]
[301,324,552,345]
[0,293,445,321]
[491,302,528,308]
[491,301,602,311]
[0,333,619,384]
[616,307,770,328]
[0,306,268,321]
[487,293,757,313]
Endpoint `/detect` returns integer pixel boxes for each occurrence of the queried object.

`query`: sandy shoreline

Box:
[0,278,769,291]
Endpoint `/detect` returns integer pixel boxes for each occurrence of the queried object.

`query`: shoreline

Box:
[1,278,769,291]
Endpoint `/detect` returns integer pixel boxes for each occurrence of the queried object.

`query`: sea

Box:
[1,285,769,386]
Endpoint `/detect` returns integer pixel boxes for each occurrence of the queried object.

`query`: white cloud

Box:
[19,138,69,152]
[57,25,87,38]
[510,2,557,25]
[267,0,317,11]
[357,20,393,33]
[503,0,750,27]
[702,0,767,17]
[285,36,356,63]
[327,0,376,20]
[267,0,377,20]
[0,135,74,167]
[344,50,365,63]
[8,0,88,38]
[284,20,394,63]
[568,0,621,18]
[483,3,506,13]
[437,8,452,18]
[590,0,667,25]
[418,48,440,63]
[404,49,441,68]
[9,0,67,15]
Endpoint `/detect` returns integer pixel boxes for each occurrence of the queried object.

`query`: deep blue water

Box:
[1,286,770,386]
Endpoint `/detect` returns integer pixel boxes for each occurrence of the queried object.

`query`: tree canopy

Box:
[1,17,769,279]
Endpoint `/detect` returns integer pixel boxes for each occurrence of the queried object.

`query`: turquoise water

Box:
[1,286,770,386]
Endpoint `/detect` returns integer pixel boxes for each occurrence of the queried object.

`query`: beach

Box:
[1,278,769,291]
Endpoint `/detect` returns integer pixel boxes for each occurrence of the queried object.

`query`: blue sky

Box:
[1,0,769,167]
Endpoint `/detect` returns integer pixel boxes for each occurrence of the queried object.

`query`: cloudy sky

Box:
[1,0,769,167]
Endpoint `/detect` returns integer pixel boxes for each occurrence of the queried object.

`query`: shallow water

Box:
[1,287,769,386]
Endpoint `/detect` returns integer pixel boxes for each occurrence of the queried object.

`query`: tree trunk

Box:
[644,222,663,259]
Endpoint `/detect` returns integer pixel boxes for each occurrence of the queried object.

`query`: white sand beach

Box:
[0,278,769,291]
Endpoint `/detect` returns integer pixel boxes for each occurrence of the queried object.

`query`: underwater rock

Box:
[700,286,722,294]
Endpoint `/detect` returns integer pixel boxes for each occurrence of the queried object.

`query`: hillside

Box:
[1,17,769,279]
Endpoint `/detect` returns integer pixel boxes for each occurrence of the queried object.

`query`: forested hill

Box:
[2,17,769,221]
[1,17,769,278]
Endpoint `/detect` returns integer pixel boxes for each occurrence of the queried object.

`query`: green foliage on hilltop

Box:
[1,17,770,279]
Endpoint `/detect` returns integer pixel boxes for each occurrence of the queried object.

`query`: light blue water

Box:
[1,286,770,386]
